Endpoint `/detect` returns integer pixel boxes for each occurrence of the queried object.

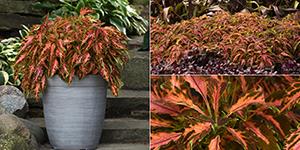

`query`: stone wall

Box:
[0,0,43,38]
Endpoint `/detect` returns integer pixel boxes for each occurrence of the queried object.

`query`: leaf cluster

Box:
[0,38,22,86]
[33,0,148,36]
[151,0,213,23]
[151,12,300,69]
[151,76,300,150]
[150,0,299,24]
[14,9,129,99]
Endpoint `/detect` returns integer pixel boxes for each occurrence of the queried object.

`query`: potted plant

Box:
[14,9,129,149]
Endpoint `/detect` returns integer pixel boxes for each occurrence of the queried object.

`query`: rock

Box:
[0,133,34,150]
[20,118,46,144]
[0,13,41,30]
[0,114,38,149]
[0,85,28,118]
[0,85,23,96]
[0,0,41,15]
[0,114,31,139]
[0,106,7,115]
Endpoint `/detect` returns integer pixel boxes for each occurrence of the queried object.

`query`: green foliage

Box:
[14,9,129,99]
[151,0,214,24]
[151,12,300,69]
[0,26,30,86]
[151,76,300,150]
[151,0,299,24]
[244,0,299,17]
[0,38,21,86]
[33,0,148,36]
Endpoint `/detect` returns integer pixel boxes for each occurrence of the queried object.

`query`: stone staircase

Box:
[26,36,149,149]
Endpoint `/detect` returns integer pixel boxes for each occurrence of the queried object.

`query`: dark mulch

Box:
[151,50,300,75]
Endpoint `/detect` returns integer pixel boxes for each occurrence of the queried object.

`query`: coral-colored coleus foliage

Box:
[14,8,129,99]
[151,11,300,68]
[151,76,300,150]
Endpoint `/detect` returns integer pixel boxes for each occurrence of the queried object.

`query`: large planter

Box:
[43,75,107,149]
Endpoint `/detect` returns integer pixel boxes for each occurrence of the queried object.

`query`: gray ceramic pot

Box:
[43,75,107,149]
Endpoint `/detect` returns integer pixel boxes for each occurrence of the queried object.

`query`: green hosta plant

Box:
[34,0,148,36]
[0,37,21,85]
[14,8,129,98]
[0,25,30,86]
[151,76,300,150]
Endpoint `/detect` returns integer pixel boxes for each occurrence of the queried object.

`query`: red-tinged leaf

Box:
[227,127,248,150]
[68,70,75,84]
[184,122,211,136]
[151,132,180,149]
[86,38,94,50]
[34,83,40,101]
[292,141,300,150]
[40,42,51,58]
[244,121,269,144]
[255,111,285,137]
[81,32,93,46]
[83,53,91,64]
[286,128,300,145]
[229,92,265,115]
[183,76,210,109]
[209,135,221,150]
[151,100,180,116]
[211,79,226,118]
[50,59,59,77]
[281,92,300,112]
[170,76,181,88]
[163,92,207,117]
[285,131,300,150]
[240,76,247,92]
[283,75,294,83]
[151,119,171,128]
[15,54,26,65]
[80,8,95,16]
[21,36,34,51]
[41,75,46,90]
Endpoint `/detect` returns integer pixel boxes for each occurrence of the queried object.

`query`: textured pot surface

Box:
[43,75,107,149]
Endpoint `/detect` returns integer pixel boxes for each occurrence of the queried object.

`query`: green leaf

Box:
[109,17,126,35]
[0,71,9,85]
[294,0,299,9]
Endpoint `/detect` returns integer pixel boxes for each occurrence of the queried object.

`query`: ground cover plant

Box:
[151,76,300,150]
[14,9,129,99]
[151,11,300,74]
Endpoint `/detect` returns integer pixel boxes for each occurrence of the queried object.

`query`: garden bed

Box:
[151,12,300,74]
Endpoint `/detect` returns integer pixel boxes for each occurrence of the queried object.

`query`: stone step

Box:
[121,50,149,90]
[27,90,149,119]
[40,143,149,150]
[28,118,149,144]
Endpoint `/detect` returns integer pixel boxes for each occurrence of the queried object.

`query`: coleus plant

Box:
[14,8,129,99]
[151,11,300,70]
[151,76,300,150]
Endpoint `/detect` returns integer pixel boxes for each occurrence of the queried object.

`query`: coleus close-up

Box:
[151,76,300,150]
